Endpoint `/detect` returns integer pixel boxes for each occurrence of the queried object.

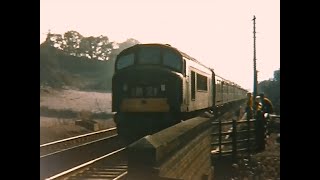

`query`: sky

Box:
[40,0,280,91]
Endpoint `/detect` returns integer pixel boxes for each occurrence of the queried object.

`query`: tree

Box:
[257,69,280,114]
[274,69,280,82]
[118,38,140,51]
[95,35,113,60]
[63,31,83,56]
[43,30,65,49]
[42,30,139,62]
[43,30,55,47]
[79,36,98,59]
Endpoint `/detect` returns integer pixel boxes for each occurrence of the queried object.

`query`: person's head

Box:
[259,93,265,99]
[255,96,261,103]
[247,92,252,98]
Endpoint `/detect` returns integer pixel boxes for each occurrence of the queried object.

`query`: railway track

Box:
[41,105,244,180]
[45,148,128,180]
[40,130,125,180]
[42,112,223,180]
[41,127,117,156]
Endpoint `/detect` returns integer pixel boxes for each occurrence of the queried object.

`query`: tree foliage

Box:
[273,69,280,82]
[258,68,280,115]
[42,30,140,61]
[63,31,83,56]
[40,30,140,91]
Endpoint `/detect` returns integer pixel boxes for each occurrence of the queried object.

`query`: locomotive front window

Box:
[138,47,161,64]
[163,50,182,72]
[117,53,135,70]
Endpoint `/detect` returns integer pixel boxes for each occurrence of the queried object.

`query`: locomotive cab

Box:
[112,44,185,138]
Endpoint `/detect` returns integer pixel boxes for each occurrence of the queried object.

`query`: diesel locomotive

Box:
[112,43,247,138]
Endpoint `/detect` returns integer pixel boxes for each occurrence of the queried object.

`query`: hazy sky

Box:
[40,0,280,91]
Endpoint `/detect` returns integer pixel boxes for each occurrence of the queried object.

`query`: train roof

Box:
[120,43,247,91]
[128,43,212,70]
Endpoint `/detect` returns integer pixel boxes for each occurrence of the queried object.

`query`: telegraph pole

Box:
[252,15,258,111]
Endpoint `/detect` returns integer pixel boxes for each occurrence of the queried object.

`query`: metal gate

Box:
[210,110,269,179]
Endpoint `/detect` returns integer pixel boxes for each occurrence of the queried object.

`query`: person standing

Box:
[245,92,253,119]
[259,93,274,114]
[254,95,265,152]
[259,93,274,138]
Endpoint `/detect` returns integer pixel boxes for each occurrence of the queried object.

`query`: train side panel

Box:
[215,75,224,106]
[182,57,213,112]
[214,75,247,106]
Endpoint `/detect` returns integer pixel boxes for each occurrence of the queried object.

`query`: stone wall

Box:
[127,117,213,180]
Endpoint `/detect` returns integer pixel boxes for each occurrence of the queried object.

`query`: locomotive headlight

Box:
[123,84,128,91]
[161,84,166,91]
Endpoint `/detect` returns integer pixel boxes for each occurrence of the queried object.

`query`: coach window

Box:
[117,53,135,70]
[163,50,182,72]
[216,80,220,94]
[196,73,208,91]
[139,47,161,64]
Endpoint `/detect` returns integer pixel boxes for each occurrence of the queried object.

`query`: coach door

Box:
[190,70,196,101]
[211,72,215,107]
[186,69,196,112]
